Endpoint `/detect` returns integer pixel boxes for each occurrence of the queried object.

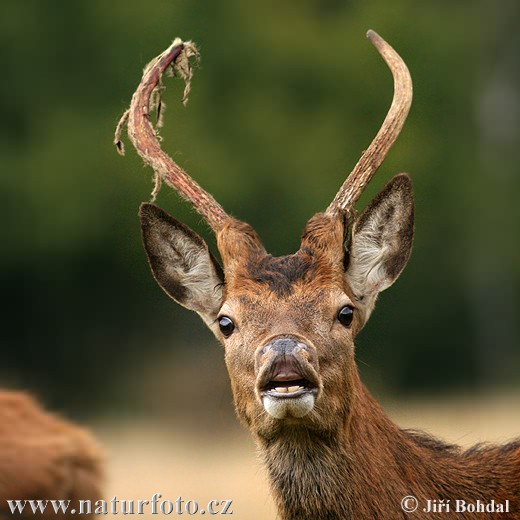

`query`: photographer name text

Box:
[401,496,511,514]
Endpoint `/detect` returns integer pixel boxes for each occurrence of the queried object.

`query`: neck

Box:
[258,425,353,519]
[255,374,520,520]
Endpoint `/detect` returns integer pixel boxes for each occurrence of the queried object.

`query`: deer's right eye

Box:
[337,305,354,328]
[218,316,235,337]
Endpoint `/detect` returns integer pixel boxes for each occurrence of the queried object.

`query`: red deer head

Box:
[116,31,519,519]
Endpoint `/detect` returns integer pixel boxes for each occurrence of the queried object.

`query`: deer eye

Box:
[337,306,354,327]
[218,316,235,337]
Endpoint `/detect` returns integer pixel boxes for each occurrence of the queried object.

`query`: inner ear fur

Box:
[139,203,224,323]
[345,173,414,304]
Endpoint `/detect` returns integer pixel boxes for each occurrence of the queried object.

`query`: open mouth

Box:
[257,348,320,419]
[259,353,319,403]
[260,371,318,419]
[262,378,316,398]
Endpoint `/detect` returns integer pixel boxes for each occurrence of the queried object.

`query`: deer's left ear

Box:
[345,174,414,307]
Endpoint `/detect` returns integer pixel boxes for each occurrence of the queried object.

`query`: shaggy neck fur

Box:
[256,373,520,520]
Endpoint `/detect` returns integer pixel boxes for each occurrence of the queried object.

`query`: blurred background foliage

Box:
[1,0,518,418]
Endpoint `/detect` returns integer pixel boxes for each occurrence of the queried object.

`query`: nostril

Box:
[256,337,313,373]
[256,337,320,396]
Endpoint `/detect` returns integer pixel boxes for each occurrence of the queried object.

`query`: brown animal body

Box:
[117,31,520,519]
[0,392,103,519]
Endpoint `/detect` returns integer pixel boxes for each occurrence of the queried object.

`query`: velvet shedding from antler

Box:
[114,38,230,232]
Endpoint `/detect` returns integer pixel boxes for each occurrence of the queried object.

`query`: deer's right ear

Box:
[139,203,225,324]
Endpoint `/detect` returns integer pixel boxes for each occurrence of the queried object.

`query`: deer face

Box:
[119,30,413,438]
[139,174,414,436]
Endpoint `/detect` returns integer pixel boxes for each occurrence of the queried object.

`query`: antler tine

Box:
[326,30,413,220]
[115,39,230,232]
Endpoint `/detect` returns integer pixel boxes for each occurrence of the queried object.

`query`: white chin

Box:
[262,393,315,419]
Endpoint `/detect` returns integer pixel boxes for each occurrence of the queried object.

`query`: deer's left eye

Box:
[337,306,354,327]
[218,316,235,337]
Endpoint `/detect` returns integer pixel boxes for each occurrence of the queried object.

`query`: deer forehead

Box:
[221,260,352,329]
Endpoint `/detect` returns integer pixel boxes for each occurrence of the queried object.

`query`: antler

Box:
[115,38,230,232]
[325,30,413,219]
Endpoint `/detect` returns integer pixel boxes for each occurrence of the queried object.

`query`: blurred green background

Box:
[1,0,518,419]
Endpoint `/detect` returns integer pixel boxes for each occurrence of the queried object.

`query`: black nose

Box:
[270,338,299,355]
[256,337,314,372]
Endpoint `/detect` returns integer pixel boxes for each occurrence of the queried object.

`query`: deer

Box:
[0,391,103,519]
[115,31,520,519]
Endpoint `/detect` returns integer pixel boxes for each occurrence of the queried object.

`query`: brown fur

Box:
[0,391,104,519]
[261,375,520,519]
[140,175,520,519]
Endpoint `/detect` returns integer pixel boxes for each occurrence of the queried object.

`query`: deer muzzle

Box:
[256,337,320,420]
